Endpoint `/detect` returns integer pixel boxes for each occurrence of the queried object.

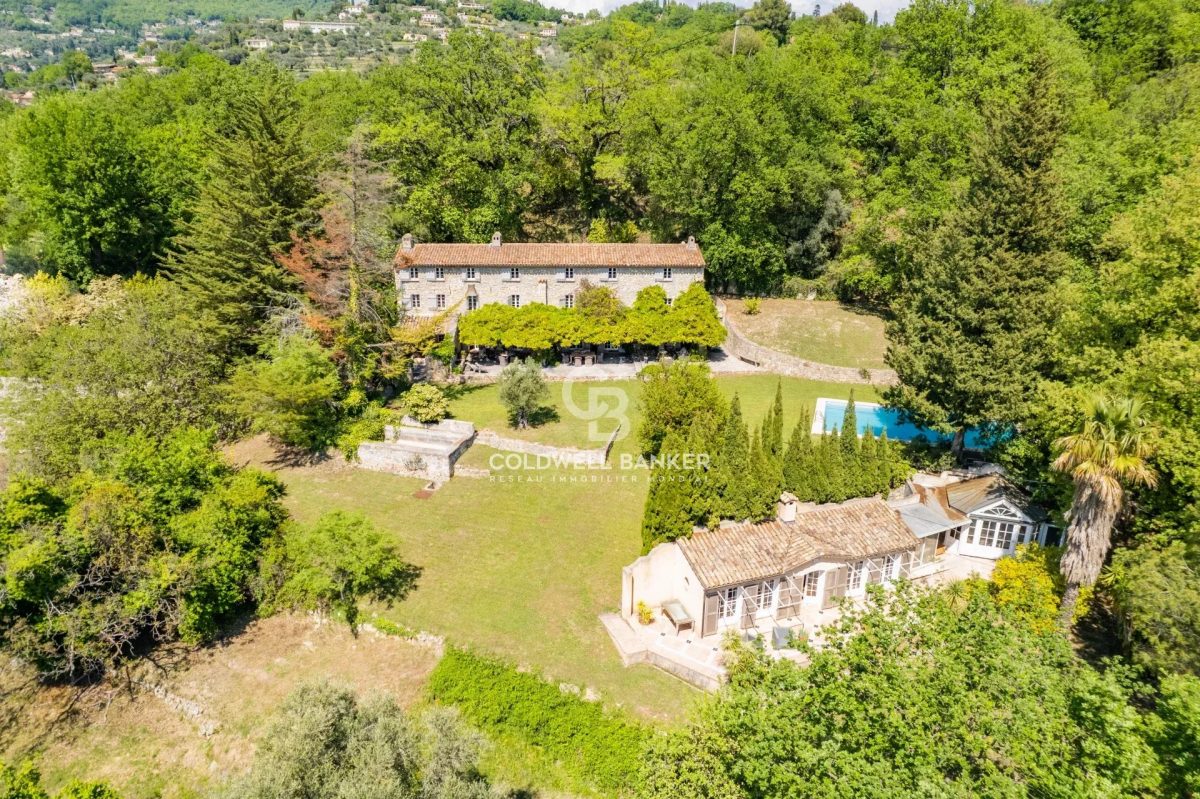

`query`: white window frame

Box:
[883,554,897,581]
[662,267,672,280]
[508,294,521,308]
[466,295,478,311]
[801,571,820,598]
[465,267,477,281]
[563,267,574,279]
[607,267,618,280]
[755,579,778,615]
[434,266,445,280]
[509,267,520,280]
[717,587,738,620]
[849,560,864,591]
[562,294,574,309]
[436,294,446,309]
[666,297,673,306]
[408,266,419,280]
[409,294,421,309]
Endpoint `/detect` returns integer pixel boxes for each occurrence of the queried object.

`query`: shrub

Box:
[335,403,392,461]
[743,297,761,315]
[402,383,449,424]
[428,648,647,793]
[258,511,421,630]
[636,601,654,625]
[227,334,342,452]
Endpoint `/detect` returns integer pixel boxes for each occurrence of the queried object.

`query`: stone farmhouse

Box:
[609,470,1053,689]
[392,233,706,317]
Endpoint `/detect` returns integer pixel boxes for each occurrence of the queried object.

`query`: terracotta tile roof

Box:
[394,241,706,268]
[945,474,1045,520]
[677,497,917,589]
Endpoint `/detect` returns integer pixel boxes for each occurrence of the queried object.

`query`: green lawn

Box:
[726,298,889,370]
[265,374,877,724]
[448,373,879,450]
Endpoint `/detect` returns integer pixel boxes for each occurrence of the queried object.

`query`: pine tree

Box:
[885,51,1067,459]
[169,64,319,349]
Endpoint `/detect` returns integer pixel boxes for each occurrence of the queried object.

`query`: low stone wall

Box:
[716,299,898,386]
[357,418,476,483]
[475,424,620,467]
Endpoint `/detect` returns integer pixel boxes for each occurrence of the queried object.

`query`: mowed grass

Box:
[448,373,881,450]
[725,298,889,370]
[248,374,878,723]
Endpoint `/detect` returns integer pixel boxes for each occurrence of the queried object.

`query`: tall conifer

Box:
[169,64,319,349]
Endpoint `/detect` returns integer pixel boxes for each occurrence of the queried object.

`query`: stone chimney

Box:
[685,235,698,249]
[400,233,414,251]
[490,231,502,247]
[777,492,799,524]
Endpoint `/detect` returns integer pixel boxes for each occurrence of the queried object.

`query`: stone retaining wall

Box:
[475,424,620,467]
[716,299,898,386]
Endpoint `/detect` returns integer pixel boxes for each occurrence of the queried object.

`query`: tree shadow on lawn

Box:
[506,405,560,429]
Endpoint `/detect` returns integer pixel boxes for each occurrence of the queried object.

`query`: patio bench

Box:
[661,600,694,635]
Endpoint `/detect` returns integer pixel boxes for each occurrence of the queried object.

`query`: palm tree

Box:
[1052,395,1157,628]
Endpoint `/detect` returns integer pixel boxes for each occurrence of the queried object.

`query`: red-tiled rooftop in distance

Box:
[394,240,706,268]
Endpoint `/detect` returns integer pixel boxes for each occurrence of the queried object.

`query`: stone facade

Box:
[393,233,706,317]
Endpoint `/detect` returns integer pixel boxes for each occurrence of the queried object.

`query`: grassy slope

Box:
[0,374,878,799]
[725,298,889,370]
[276,374,877,722]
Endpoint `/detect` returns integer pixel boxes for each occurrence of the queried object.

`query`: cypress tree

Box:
[749,429,782,521]
[783,410,814,500]
[841,392,859,459]
[768,381,785,458]
[640,431,693,552]
[169,64,319,349]
[713,394,752,521]
[811,429,840,503]
[859,428,879,496]
[876,430,896,491]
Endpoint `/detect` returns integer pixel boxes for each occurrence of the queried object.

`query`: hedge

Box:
[427,647,649,793]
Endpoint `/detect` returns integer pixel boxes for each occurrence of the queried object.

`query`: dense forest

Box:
[2,0,1200,793]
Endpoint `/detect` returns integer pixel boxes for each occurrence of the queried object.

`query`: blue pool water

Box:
[819,399,990,448]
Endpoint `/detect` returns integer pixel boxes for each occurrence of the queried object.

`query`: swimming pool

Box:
[812,398,990,448]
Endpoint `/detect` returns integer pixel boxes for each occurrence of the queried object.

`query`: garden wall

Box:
[716,299,899,386]
[475,424,620,467]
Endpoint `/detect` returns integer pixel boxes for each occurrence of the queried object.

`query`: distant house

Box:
[282,19,358,33]
[245,38,272,50]
[537,25,557,37]
[418,11,442,26]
